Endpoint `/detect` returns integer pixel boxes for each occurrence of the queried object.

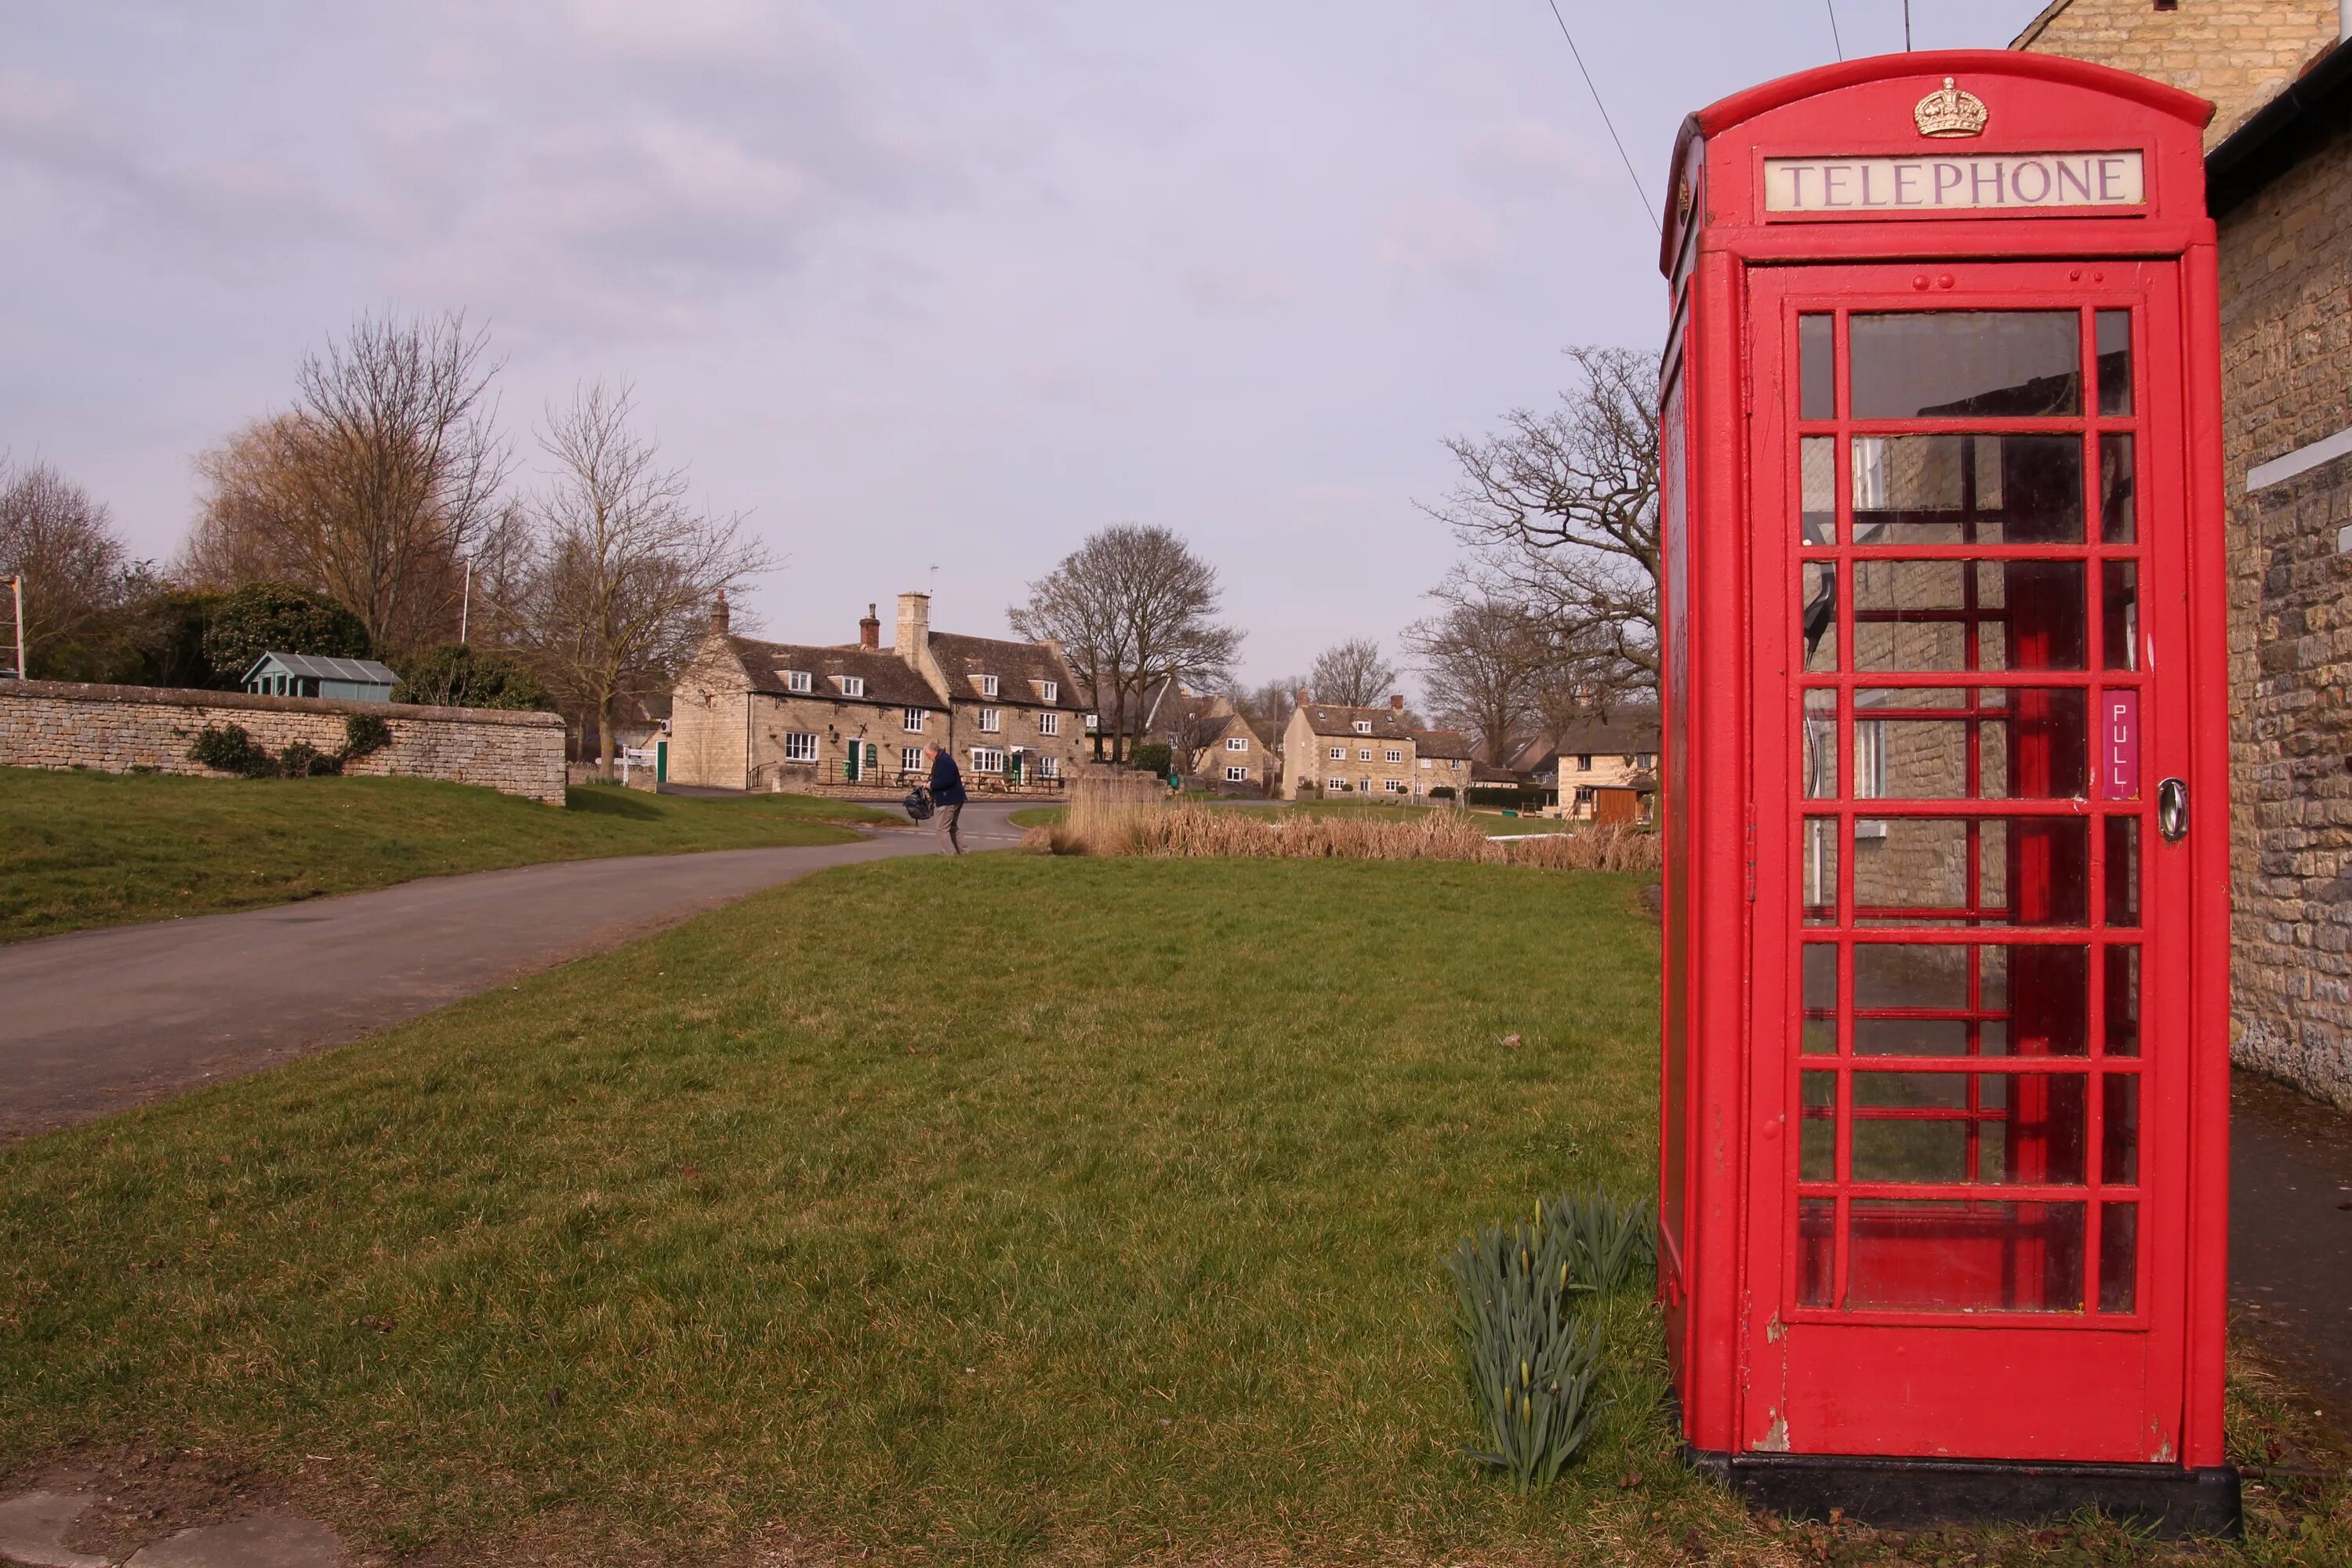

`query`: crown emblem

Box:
[1915,77,1989,138]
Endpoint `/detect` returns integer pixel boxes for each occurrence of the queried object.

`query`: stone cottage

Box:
[2018,0,2352,1104]
[667,593,1091,795]
[1281,695,1421,800]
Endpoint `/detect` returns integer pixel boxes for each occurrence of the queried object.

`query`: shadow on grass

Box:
[564,785,663,819]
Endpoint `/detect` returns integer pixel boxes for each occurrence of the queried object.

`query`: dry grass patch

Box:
[1029,797,1659,873]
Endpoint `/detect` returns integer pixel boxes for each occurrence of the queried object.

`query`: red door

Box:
[1745,261,2191,1463]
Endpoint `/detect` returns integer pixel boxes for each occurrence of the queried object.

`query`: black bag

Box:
[904,785,935,822]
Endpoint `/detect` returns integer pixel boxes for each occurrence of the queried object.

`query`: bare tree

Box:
[180,314,510,655]
[1405,597,1544,764]
[1426,346,1661,701]
[1229,676,1304,740]
[1008,524,1242,763]
[0,459,144,677]
[1307,637,1397,708]
[519,382,769,780]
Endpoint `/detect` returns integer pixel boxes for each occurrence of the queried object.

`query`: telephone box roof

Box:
[1661,50,2216,276]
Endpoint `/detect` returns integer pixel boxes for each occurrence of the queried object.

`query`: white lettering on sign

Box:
[1764,151,2144,214]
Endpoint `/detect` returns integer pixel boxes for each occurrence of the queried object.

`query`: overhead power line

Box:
[1541,0,1661,234]
[1824,0,1846,60]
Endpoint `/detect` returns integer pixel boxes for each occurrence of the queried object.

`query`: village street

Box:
[0,804,1024,1141]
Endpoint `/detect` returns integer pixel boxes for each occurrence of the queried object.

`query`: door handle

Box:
[2158,777,2189,842]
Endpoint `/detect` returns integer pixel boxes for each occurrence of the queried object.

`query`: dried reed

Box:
[1028,798,1660,873]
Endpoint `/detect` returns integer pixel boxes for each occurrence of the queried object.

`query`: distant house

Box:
[666,593,1089,794]
[1535,708,1661,822]
[1175,695,1276,793]
[1281,693,1421,800]
[1409,728,1475,800]
[241,652,397,703]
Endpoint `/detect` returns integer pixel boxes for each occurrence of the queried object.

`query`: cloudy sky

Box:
[3,0,2048,686]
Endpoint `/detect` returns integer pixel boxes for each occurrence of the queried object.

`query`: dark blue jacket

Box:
[929,750,967,806]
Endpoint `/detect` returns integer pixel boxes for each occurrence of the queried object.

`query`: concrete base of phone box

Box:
[1681,1445,2241,1538]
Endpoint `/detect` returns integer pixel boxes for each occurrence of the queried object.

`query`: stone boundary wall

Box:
[0,681,568,806]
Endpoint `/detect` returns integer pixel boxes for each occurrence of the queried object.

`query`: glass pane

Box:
[1855,688,2085,799]
[2103,562,2138,671]
[2103,946,2140,1057]
[1855,943,1988,1057]
[1803,689,1838,797]
[2099,1203,2138,1312]
[1851,1070,2086,1185]
[2101,1073,2140,1185]
[1801,436,1836,544]
[1803,944,1839,1054]
[2096,310,2132,416]
[1849,311,2082,419]
[1801,314,1835,420]
[2100,434,2136,543]
[1804,817,1838,926]
[1852,434,2082,544]
[1847,1199,2085,1311]
[2105,818,2140,925]
[1853,560,2085,673]
[1798,1198,1835,1308]
[1802,1070,1838,1179]
[1803,564,1838,671]
[1853,817,2089,927]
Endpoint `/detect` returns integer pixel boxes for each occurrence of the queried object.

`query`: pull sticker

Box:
[2102,691,2140,800]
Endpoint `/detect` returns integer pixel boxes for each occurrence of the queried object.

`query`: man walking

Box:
[924,741,967,855]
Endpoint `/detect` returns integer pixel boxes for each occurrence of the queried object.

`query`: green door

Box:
[1007,750,1025,785]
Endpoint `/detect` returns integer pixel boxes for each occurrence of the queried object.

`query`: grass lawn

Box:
[0,858,2341,1565]
[0,768,897,943]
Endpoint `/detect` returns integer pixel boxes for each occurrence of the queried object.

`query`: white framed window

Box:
[971,746,1004,773]
[1225,764,1247,782]
[1085,713,1099,731]
[1385,749,1402,763]
[1353,720,1373,734]
[782,731,819,763]
[979,674,1000,698]
[901,746,924,772]
[786,670,812,694]
[1041,681,1058,703]
[1385,779,1406,793]
[1036,711,1059,736]
[979,707,1001,733]
[1357,748,1373,760]
[1358,777,1372,793]
[1577,754,1593,771]
[1036,754,1059,779]
[1225,736,1247,751]
[1328,746,1346,760]
[839,675,866,698]
[903,707,925,732]
[1327,776,1350,791]
[1419,758,1432,770]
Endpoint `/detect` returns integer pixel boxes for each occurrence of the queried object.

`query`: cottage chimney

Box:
[1296,687,1311,706]
[1389,694,1406,711]
[711,590,731,637]
[895,591,931,662]
[859,603,881,649]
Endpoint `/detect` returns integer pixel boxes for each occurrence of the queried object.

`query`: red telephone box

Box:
[1657,52,2235,1532]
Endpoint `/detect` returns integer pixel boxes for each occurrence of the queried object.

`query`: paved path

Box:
[2230,1069,2352,1428]
[0,804,1023,1141]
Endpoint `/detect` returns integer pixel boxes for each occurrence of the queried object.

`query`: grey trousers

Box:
[936,801,964,855]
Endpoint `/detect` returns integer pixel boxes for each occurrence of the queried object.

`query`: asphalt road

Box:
[2230,1070,2352,1431]
[0,802,1023,1140]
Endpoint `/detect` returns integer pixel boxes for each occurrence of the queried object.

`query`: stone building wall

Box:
[2013,0,2340,143]
[2216,103,2352,1107]
[0,681,567,804]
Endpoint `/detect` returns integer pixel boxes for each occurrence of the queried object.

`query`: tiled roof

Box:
[1298,702,1415,739]
[1547,707,1661,757]
[1411,728,1474,760]
[929,632,1087,709]
[728,637,941,709]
